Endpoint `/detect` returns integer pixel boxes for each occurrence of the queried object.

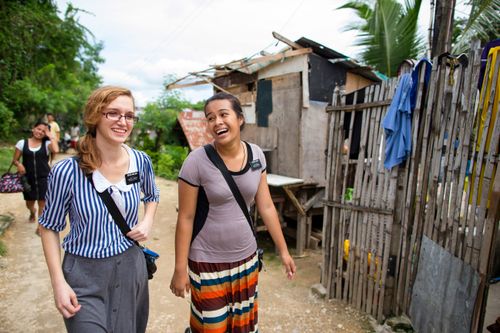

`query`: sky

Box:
[54,0,447,107]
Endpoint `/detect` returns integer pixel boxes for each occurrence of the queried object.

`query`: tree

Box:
[134,76,204,151]
[338,0,424,77]
[0,1,103,139]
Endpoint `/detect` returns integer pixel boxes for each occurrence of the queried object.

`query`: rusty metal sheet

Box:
[177,110,213,150]
[409,236,480,333]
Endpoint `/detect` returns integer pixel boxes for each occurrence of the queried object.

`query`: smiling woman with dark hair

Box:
[170,92,296,333]
[12,119,59,234]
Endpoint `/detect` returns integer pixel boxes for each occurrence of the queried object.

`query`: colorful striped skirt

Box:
[188,252,259,333]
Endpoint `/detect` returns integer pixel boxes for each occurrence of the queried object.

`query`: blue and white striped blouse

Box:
[39,146,160,258]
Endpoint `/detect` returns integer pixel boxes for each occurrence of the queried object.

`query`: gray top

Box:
[178,142,266,263]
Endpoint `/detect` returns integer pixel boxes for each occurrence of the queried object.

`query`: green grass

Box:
[0,146,14,172]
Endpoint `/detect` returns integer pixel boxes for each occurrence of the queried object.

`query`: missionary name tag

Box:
[125,172,140,185]
[249,159,262,170]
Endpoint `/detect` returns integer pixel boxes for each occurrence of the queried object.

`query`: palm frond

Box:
[344,0,423,76]
[453,0,500,53]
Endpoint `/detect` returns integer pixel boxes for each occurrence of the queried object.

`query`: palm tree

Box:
[338,0,424,77]
[452,0,500,53]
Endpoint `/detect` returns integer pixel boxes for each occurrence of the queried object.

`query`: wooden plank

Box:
[416,58,439,241]
[272,31,305,50]
[472,55,500,270]
[428,58,449,242]
[282,186,306,216]
[333,94,347,299]
[322,89,338,294]
[440,64,464,250]
[354,85,375,310]
[303,189,325,212]
[468,59,498,269]
[270,73,302,177]
[326,100,392,112]
[402,61,430,311]
[464,52,490,265]
[459,47,482,262]
[167,79,209,90]
[364,83,385,313]
[295,191,308,257]
[374,80,397,319]
[344,90,358,304]
[449,48,476,259]
[324,87,342,297]
[239,48,312,67]
[456,47,482,261]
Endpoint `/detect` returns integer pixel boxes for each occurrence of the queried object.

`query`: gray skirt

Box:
[62,245,149,333]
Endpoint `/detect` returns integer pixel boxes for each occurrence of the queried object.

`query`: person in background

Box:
[39,86,159,333]
[69,123,80,150]
[12,120,59,234]
[170,92,296,333]
[46,113,61,142]
[46,113,61,163]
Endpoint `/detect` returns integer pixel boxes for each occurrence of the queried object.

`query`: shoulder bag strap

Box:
[86,174,138,245]
[203,144,256,238]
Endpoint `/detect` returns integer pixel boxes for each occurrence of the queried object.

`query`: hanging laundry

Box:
[410,58,432,111]
[382,73,413,169]
[478,38,500,91]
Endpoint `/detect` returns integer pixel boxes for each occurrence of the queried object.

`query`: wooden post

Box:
[431,0,456,58]
[296,190,308,257]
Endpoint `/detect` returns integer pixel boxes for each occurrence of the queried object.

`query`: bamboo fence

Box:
[321,43,499,327]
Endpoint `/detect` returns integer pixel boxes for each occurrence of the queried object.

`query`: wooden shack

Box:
[168,33,381,255]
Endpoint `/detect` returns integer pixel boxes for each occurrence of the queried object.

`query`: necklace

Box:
[214,141,246,171]
[239,141,247,171]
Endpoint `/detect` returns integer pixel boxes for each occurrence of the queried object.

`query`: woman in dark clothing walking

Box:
[12,120,59,233]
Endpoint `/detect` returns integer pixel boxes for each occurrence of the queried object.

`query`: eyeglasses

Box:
[102,111,139,124]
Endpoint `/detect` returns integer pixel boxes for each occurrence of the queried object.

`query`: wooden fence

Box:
[321,43,499,328]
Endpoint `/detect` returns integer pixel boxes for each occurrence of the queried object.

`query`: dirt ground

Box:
[0,153,374,333]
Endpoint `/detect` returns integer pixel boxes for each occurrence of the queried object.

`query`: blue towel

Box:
[382,73,413,169]
[410,58,432,111]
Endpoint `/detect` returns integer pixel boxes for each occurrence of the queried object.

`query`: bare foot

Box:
[29,212,36,223]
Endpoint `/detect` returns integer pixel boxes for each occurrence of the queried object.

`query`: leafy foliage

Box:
[338,0,424,77]
[134,76,205,180]
[0,146,14,172]
[452,0,500,53]
[156,145,189,180]
[0,1,103,139]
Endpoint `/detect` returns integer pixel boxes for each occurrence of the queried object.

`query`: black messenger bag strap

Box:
[203,144,256,238]
[86,174,138,245]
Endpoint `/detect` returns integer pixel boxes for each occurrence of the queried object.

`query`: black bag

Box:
[204,144,264,272]
[87,174,159,279]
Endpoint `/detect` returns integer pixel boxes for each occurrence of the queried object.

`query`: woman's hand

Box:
[280,252,297,280]
[15,162,26,175]
[170,268,190,298]
[44,127,54,140]
[53,280,81,318]
[127,217,153,242]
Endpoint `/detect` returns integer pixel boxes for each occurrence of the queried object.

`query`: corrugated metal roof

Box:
[296,37,381,82]
[177,110,213,151]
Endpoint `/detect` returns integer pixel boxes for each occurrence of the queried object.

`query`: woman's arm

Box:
[255,171,296,279]
[12,148,25,174]
[128,152,159,242]
[40,227,81,318]
[170,180,198,298]
[45,128,59,154]
[127,201,158,242]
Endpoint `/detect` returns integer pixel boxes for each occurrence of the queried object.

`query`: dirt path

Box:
[0,154,373,333]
